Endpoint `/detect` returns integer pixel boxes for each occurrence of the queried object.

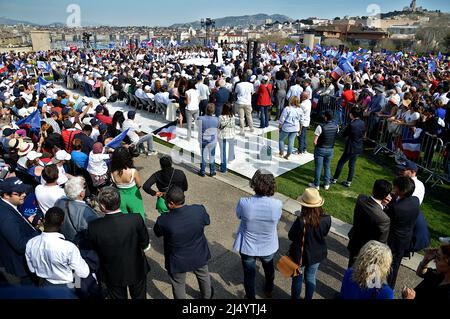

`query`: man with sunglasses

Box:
[0,177,40,285]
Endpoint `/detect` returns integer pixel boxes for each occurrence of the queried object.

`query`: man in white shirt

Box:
[35,165,66,215]
[123,111,156,156]
[26,207,89,288]
[297,92,312,154]
[235,75,255,135]
[195,74,210,116]
[286,77,303,101]
[397,161,425,205]
[303,79,313,100]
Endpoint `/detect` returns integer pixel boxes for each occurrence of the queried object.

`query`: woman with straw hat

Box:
[288,188,331,299]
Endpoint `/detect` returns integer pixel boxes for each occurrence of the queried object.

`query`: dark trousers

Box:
[107,278,147,299]
[333,152,359,182]
[387,250,404,289]
[240,253,275,300]
[199,99,208,116]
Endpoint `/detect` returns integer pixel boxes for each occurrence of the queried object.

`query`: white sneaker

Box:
[147,150,158,156]
[308,183,320,190]
[440,237,450,244]
[324,185,330,190]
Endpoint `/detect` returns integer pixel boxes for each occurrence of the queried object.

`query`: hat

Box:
[8,138,21,150]
[46,83,53,88]
[99,97,108,104]
[95,105,104,113]
[17,142,33,157]
[297,188,324,208]
[397,159,418,172]
[90,118,100,126]
[2,128,16,137]
[0,177,30,194]
[250,75,256,83]
[92,142,103,154]
[82,97,90,103]
[53,150,71,163]
[46,98,53,104]
[51,111,59,117]
[15,129,26,138]
[262,75,269,81]
[144,85,151,91]
[374,85,385,93]
[26,151,43,161]
[128,111,136,119]
[63,120,73,129]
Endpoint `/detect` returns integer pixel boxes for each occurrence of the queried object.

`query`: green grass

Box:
[272,128,450,248]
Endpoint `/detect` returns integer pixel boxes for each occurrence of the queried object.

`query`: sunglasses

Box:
[11,192,26,197]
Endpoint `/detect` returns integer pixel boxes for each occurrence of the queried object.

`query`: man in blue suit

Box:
[331,106,366,188]
[0,177,39,285]
[153,186,213,299]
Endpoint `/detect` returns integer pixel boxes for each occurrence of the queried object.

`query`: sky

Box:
[0,0,448,26]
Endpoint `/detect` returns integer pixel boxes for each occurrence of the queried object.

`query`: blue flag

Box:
[106,129,130,149]
[37,76,49,95]
[16,110,41,130]
[428,61,437,73]
[437,52,442,61]
[338,57,355,74]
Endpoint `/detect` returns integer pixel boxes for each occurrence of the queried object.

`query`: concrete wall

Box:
[31,31,51,51]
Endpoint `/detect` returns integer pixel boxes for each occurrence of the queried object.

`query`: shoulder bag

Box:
[276,217,307,278]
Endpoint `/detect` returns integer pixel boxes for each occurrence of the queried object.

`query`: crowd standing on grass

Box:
[0,43,449,299]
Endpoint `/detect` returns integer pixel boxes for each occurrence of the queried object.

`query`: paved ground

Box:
[136,151,422,300]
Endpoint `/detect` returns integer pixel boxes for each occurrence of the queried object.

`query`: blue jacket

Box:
[154,204,211,274]
[342,118,366,155]
[0,199,39,278]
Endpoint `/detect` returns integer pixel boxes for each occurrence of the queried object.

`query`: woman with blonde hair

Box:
[278,96,302,160]
[339,240,394,299]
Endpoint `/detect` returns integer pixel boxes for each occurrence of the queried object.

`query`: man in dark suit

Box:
[332,106,366,188]
[154,186,213,299]
[88,187,150,299]
[0,177,39,285]
[347,179,393,268]
[386,176,420,288]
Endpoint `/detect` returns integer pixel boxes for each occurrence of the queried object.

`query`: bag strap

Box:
[166,168,175,193]
[297,216,307,267]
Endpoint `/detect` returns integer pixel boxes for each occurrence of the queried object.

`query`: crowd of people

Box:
[0,43,449,299]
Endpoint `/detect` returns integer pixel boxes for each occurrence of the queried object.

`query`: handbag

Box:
[276,217,306,278]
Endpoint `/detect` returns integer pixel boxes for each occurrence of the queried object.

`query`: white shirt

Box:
[370,196,385,210]
[123,119,141,144]
[87,152,110,176]
[412,176,425,205]
[35,185,66,215]
[286,84,303,101]
[135,88,147,100]
[235,82,254,105]
[304,86,313,100]
[155,92,171,106]
[26,232,89,285]
[195,83,210,101]
[299,99,312,127]
[185,88,200,111]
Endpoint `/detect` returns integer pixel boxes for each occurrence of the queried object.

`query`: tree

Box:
[334,17,341,20]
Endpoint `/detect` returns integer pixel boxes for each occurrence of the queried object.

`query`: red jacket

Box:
[61,129,81,153]
[257,84,273,107]
[341,89,356,108]
[96,114,113,125]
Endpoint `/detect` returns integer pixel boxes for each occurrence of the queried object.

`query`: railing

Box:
[314,94,450,187]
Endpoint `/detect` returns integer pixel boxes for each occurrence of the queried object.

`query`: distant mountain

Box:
[170,14,292,28]
[0,16,37,26]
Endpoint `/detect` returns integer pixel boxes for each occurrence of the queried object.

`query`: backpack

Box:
[404,212,430,258]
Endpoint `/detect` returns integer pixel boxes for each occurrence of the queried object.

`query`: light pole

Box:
[201,18,215,46]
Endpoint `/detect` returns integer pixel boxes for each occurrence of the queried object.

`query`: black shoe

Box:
[198,172,206,177]
[209,172,216,177]
[209,286,215,299]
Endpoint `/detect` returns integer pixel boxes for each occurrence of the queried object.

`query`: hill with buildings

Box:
[171,14,292,28]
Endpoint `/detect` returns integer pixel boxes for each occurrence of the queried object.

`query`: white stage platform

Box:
[61,86,313,179]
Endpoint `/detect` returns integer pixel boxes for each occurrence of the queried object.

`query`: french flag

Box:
[401,128,422,160]
[0,63,7,74]
[153,120,178,142]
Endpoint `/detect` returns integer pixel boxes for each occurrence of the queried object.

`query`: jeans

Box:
[279,130,297,156]
[200,142,217,175]
[240,253,275,300]
[218,138,235,172]
[291,263,320,300]
[275,92,286,120]
[297,126,308,153]
[134,134,154,152]
[333,152,359,182]
[186,109,199,140]
[260,106,270,128]
[314,147,334,187]
[168,265,212,299]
